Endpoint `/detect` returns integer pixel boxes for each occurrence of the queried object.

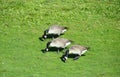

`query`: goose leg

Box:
[57,48,60,53]
[52,37,54,39]
[73,55,80,60]
[64,47,67,49]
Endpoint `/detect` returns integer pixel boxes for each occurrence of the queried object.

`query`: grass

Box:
[0,0,120,77]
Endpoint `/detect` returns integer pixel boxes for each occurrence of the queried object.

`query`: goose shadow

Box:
[39,34,64,41]
[41,47,65,53]
[60,54,86,62]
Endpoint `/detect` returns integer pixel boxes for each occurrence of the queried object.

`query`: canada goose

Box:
[40,25,68,41]
[44,38,72,53]
[62,45,90,62]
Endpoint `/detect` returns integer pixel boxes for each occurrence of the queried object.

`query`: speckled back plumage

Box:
[69,45,87,55]
[48,25,66,35]
[50,38,71,48]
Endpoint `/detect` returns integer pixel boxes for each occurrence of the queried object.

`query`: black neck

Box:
[46,42,51,48]
[64,50,69,57]
[44,29,48,35]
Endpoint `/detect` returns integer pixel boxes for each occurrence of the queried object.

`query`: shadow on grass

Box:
[60,54,86,63]
[41,47,65,53]
[39,34,64,41]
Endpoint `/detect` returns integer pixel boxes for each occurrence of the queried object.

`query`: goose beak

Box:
[39,37,44,41]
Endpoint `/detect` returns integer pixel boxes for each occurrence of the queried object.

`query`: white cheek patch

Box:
[65,56,68,60]
[44,35,47,38]
[46,48,49,51]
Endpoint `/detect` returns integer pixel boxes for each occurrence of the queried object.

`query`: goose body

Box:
[62,45,89,62]
[40,25,68,41]
[69,45,88,55]
[44,38,72,53]
[48,25,67,35]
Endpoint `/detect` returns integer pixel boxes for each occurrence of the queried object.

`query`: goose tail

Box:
[64,27,69,30]
[69,40,74,43]
[86,47,90,50]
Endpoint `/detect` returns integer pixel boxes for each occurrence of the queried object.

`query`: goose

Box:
[44,38,72,53]
[40,25,68,41]
[62,45,90,62]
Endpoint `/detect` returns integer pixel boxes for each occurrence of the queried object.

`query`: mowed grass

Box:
[0,0,120,77]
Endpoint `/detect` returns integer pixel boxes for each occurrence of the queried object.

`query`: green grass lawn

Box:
[0,0,120,77]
